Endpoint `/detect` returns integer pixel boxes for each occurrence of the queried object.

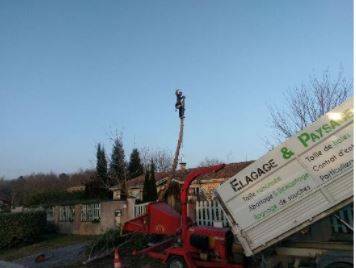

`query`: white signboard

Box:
[216,98,353,255]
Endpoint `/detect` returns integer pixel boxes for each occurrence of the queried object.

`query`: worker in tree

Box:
[175,89,185,119]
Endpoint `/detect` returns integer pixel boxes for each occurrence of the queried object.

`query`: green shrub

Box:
[0,211,47,249]
[86,229,122,255]
[44,221,58,234]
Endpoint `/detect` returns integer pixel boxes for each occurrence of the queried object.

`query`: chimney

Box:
[179,162,187,170]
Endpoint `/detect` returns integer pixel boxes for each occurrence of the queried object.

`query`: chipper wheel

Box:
[166,256,187,268]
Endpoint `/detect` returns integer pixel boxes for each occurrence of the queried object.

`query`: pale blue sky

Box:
[0,0,353,179]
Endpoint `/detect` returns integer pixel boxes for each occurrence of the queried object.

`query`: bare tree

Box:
[139,146,151,168]
[152,150,173,172]
[199,157,223,167]
[139,147,173,172]
[269,69,352,143]
[2,169,95,206]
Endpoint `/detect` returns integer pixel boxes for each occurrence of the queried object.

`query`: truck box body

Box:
[216,98,353,256]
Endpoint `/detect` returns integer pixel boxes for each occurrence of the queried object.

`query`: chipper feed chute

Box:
[123,202,180,236]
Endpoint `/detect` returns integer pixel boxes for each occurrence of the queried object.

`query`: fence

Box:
[134,202,150,218]
[195,200,229,227]
[196,201,353,232]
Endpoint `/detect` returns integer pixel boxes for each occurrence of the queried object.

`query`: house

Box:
[0,193,10,212]
[110,161,253,202]
[66,185,86,193]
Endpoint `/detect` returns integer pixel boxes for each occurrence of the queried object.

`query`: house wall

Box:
[129,188,142,200]
[112,188,143,200]
[53,200,127,235]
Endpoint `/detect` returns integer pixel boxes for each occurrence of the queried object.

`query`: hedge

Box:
[0,211,47,249]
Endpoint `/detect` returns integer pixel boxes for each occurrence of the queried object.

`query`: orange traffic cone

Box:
[114,248,122,268]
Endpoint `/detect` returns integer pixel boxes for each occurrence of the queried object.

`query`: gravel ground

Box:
[76,254,165,268]
[0,261,25,268]
[10,243,164,268]
[13,243,87,268]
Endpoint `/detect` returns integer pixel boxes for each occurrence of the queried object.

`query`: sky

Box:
[0,0,353,179]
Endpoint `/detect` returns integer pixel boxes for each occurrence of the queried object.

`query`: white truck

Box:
[216,97,353,266]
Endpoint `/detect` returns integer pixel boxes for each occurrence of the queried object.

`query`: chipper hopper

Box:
[123,202,181,236]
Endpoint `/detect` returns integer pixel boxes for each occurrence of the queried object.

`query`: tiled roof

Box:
[127,161,253,188]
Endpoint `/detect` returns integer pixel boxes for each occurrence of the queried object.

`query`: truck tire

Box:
[166,256,187,268]
[317,254,353,268]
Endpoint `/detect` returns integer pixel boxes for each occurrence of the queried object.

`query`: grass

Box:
[0,234,96,261]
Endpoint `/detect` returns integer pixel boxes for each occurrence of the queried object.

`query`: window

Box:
[81,203,101,222]
[59,206,75,222]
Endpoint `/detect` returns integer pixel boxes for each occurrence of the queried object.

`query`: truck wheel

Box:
[325,263,353,268]
[317,254,353,268]
[166,256,186,268]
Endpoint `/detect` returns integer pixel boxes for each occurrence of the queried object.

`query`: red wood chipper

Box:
[123,164,244,268]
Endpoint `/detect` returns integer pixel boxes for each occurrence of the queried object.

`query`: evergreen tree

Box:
[142,171,150,202]
[128,148,144,179]
[142,161,157,202]
[96,143,109,187]
[148,160,158,201]
[84,144,110,199]
[110,137,127,199]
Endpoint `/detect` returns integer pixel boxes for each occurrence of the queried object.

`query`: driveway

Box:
[0,261,24,268]
[13,243,87,268]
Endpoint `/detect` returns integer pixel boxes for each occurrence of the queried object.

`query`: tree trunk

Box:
[158,117,184,201]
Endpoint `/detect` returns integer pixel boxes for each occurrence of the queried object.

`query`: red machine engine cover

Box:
[123,202,180,236]
[187,226,233,259]
[188,226,230,237]
[147,202,181,235]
